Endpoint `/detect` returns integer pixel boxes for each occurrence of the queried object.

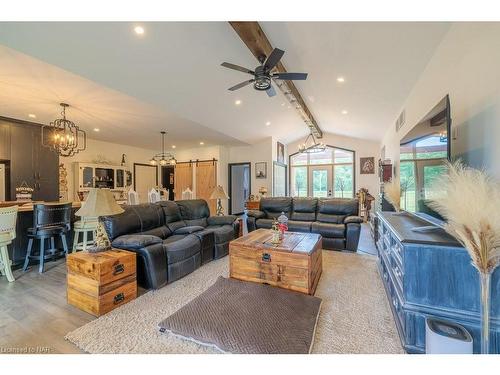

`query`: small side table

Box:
[66,249,137,316]
[245,200,260,210]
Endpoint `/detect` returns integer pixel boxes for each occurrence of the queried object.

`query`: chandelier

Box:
[42,103,86,157]
[298,131,326,153]
[150,131,176,166]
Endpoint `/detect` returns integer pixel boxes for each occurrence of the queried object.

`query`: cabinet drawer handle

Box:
[113,292,125,304]
[262,253,271,262]
[392,298,399,309]
[113,263,124,275]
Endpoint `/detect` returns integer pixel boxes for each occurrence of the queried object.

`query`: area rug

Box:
[65,250,404,354]
[158,276,322,354]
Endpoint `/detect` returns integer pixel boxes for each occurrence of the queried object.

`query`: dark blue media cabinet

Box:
[376,211,499,353]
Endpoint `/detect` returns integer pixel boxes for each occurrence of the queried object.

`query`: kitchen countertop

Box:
[0,201,82,212]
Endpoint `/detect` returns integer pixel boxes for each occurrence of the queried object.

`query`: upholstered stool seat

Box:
[0,206,18,282]
[72,218,98,252]
[23,202,72,273]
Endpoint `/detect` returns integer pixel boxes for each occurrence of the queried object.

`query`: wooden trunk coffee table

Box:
[229,229,322,295]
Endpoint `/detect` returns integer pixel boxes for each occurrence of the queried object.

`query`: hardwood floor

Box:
[0,259,94,354]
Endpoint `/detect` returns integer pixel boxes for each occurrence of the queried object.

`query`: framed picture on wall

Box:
[277,142,285,164]
[360,157,375,174]
[255,162,267,179]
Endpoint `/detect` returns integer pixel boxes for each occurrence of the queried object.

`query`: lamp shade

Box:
[210,185,229,200]
[75,188,124,217]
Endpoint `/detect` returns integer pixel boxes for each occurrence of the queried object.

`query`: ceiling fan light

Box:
[149,158,157,166]
[170,158,177,165]
[160,158,167,166]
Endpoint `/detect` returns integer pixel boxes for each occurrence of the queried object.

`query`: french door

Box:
[308,165,333,198]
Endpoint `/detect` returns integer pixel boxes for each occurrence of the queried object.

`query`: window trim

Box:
[288,145,356,198]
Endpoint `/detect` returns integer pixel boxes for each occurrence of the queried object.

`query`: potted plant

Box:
[429,161,500,354]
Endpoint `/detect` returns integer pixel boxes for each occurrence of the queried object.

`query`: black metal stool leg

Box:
[23,238,33,272]
[38,238,45,273]
[61,233,69,255]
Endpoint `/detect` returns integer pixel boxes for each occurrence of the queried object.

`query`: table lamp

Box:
[210,185,229,216]
[75,188,124,252]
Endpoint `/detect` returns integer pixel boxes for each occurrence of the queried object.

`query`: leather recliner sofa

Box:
[101,199,239,289]
[246,197,362,251]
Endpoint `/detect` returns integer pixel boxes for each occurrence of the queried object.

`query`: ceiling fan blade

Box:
[264,48,285,71]
[221,62,255,75]
[273,72,308,81]
[266,85,276,97]
[228,79,255,91]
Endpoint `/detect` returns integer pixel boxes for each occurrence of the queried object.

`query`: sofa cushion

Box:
[260,197,292,219]
[112,234,162,250]
[158,201,183,223]
[102,204,165,241]
[255,218,274,229]
[174,225,205,235]
[184,218,208,227]
[311,222,345,238]
[130,204,165,232]
[316,198,358,224]
[140,226,171,239]
[287,220,312,233]
[167,220,187,233]
[177,199,210,221]
[291,198,317,222]
[205,225,235,244]
[101,206,142,241]
[163,235,201,265]
[207,215,237,226]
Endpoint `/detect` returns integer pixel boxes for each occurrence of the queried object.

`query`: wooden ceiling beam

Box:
[229,21,322,138]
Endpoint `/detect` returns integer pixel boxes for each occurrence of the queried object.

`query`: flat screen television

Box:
[399,95,451,225]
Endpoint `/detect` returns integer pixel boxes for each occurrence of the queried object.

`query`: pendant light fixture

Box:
[42,103,86,157]
[150,131,176,166]
[298,131,326,153]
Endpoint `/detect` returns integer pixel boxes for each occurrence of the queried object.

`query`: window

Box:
[290,146,355,198]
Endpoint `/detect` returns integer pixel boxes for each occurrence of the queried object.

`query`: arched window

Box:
[289,146,355,198]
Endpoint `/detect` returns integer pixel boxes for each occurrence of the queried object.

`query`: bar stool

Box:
[23,202,72,273]
[72,216,98,252]
[0,205,18,282]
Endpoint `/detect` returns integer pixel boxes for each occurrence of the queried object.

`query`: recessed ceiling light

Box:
[341,110,348,115]
[134,26,145,35]
[235,99,242,106]
[172,145,176,149]
[28,113,36,119]
[199,142,205,145]
[93,128,100,132]
[337,77,345,83]
[265,121,271,126]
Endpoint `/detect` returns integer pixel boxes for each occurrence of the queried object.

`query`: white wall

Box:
[227,137,274,197]
[63,138,157,200]
[287,132,381,199]
[381,23,500,179]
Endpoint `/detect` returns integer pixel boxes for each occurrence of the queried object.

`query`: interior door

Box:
[309,165,333,198]
[174,163,193,200]
[196,160,217,215]
[229,163,250,215]
[134,163,158,203]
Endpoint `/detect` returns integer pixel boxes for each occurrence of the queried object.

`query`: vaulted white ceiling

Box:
[0,22,451,149]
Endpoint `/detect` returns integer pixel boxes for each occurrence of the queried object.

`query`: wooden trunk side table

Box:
[229,229,322,295]
[66,249,137,316]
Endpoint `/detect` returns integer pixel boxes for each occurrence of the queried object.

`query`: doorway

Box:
[161,166,175,201]
[228,162,251,215]
[133,163,158,203]
[309,165,333,198]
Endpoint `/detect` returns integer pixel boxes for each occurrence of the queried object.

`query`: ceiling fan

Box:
[221,48,308,97]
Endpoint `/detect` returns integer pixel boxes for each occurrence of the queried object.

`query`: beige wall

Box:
[381,23,500,179]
